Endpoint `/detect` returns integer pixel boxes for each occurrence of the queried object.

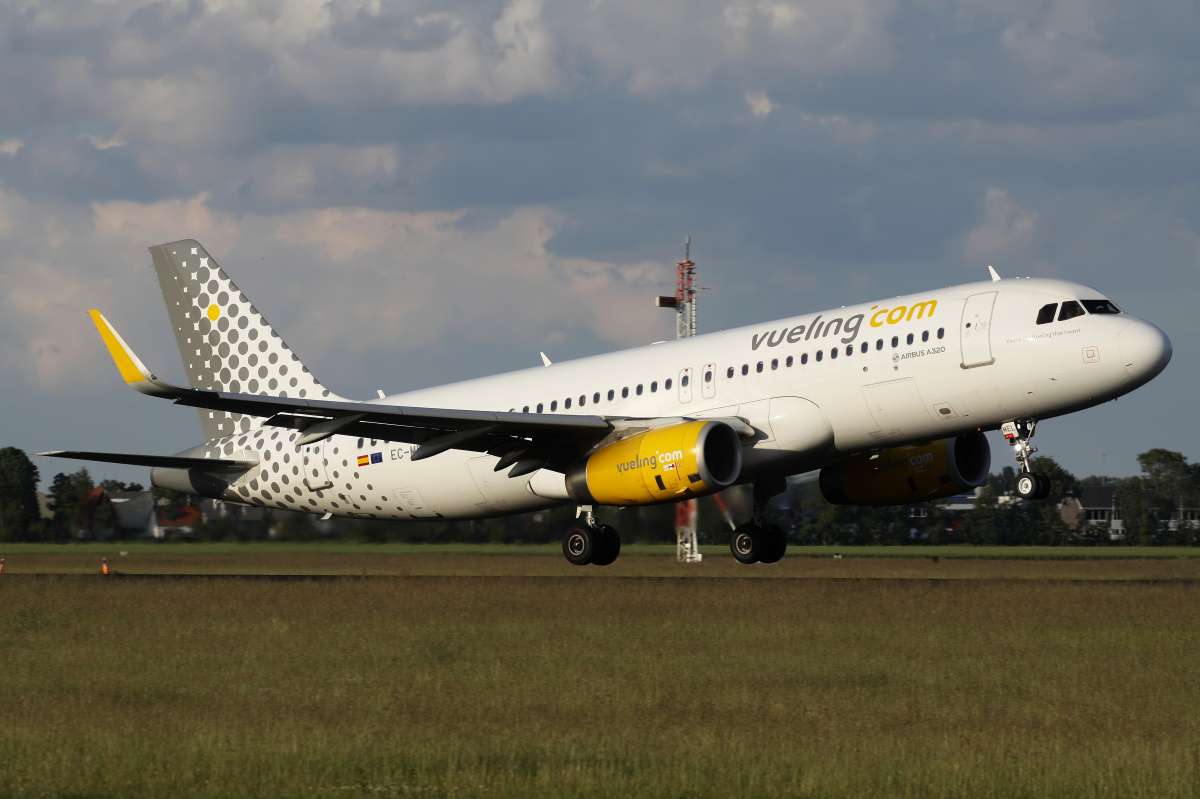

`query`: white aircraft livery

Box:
[43,240,1172,565]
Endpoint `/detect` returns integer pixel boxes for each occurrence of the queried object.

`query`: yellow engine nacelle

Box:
[566,420,743,506]
[819,432,990,506]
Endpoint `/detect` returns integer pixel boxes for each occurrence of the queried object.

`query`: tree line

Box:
[2,445,1198,545]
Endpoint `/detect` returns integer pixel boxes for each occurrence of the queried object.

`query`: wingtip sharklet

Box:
[89,309,153,384]
[88,310,181,399]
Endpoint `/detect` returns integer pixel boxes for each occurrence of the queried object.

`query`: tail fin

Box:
[149,239,342,441]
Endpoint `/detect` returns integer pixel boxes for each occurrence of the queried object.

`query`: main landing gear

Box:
[730,479,788,565]
[562,507,621,566]
[1002,419,1052,501]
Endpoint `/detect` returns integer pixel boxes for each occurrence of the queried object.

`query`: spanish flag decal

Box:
[357,455,369,467]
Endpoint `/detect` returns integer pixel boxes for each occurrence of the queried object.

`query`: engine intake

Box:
[819,432,991,506]
[566,420,743,506]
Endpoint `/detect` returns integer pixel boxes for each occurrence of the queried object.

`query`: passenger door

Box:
[961,292,997,368]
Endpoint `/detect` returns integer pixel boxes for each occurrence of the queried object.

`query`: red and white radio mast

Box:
[656,237,716,561]
[656,236,697,339]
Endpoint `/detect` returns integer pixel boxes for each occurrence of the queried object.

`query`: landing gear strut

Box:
[1002,420,1052,500]
[562,506,621,566]
[730,479,788,565]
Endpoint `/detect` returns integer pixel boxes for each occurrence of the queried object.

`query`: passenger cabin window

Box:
[741,364,749,376]
[594,392,601,403]
[830,347,838,359]
[650,381,658,392]
[1059,300,1085,321]
[537,403,543,413]
[622,387,629,398]
[565,398,572,409]
[664,379,672,390]
[876,339,883,350]
[1082,299,1121,315]
[522,405,529,413]
[727,367,734,378]
[922,331,929,342]
[861,342,868,353]
[801,353,808,364]
[551,400,558,411]
[937,328,944,339]
[636,384,643,395]
[785,356,793,367]
[771,358,778,370]
[1036,303,1057,325]
[607,390,614,401]
[846,345,853,356]
[891,336,899,348]
[816,350,823,362]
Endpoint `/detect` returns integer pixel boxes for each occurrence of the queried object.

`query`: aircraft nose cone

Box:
[1119,320,1172,383]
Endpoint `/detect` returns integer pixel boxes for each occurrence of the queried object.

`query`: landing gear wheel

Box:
[1015,472,1038,500]
[1034,473,1052,500]
[591,525,621,566]
[731,523,765,564]
[563,526,598,566]
[758,524,787,564]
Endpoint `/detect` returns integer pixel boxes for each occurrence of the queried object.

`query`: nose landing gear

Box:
[1003,420,1052,500]
[562,506,621,566]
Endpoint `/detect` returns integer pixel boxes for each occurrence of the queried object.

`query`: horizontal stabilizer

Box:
[38,451,257,471]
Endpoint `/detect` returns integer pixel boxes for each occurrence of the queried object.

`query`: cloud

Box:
[0,139,21,156]
[81,131,128,150]
[960,187,1039,263]
[0,191,671,391]
[746,91,776,117]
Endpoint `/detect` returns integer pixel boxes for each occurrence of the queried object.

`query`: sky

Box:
[1,0,1197,490]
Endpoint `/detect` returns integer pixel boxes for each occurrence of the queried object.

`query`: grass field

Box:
[6,542,1200,580]
[3,558,1200,798]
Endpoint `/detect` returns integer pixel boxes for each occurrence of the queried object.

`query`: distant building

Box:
[151,504,202,539]
[1059,484,1198,541]
[108,491,155,537]
[1060,485,1125,539]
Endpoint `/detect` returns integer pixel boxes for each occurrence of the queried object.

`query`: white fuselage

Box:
[157,277,1171,520]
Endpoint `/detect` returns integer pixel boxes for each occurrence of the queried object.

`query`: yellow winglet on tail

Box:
[89,310,153,384]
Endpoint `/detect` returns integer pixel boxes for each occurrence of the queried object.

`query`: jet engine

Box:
[819,432,990,506]
[564,420,743,506]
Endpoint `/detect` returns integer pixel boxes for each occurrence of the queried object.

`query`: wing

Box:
[38,450,257,470]
[88,310,619,476]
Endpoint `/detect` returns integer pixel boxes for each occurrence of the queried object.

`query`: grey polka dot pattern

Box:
[149,239,339,441]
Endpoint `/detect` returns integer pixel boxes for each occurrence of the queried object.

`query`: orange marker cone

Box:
[102,558,108,576]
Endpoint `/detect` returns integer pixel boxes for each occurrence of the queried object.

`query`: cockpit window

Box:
[1081,299,1121,315]
[1036,303,1057,325]
[1058,300,1085,321]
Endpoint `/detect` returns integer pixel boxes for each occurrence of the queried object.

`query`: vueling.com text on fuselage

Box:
[749,300,938,351]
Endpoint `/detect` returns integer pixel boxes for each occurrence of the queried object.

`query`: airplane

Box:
[41,241,1171,565]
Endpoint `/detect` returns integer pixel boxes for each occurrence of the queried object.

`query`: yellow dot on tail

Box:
[207,304,219,321]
